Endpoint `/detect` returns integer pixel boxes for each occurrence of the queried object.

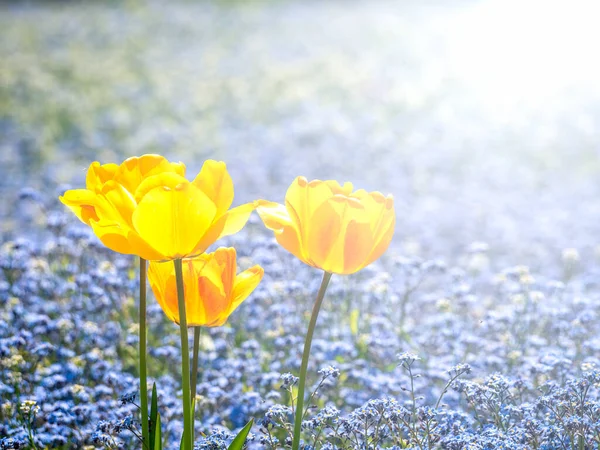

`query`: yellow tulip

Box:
[256,176,395,275]
[148,247,264,327]
[59,154,254,261]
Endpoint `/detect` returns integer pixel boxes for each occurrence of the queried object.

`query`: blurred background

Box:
[2,0,600,270]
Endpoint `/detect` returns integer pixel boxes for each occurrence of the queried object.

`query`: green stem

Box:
[174,259,193,450]
[292,271,333,450]
[139,257,149,449]
[191,326,201,443]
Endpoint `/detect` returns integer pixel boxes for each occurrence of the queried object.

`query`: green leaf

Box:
[154,414,162,450]
[150,383,162,450]
[227,419,254,450]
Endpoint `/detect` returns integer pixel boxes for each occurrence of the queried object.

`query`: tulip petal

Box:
[256,200,306,265]
[231,265,264,312]
[192,160,234,218]
[306,199,343,273]
[85,162,118,191]
[189,203,255,256]
[133,172,189,204]
[342,219,375,274]
[363,214,396,268]
[59,189,100,224]
[284,177,333,248]
[196,257,229,326]
[255,200,292,231]
[325,180,354,196]
[89,221,164,260]
[132,182,217,259]
[148,261,180,324]
[212,247,236,299]
[99,181,137,228]
[218,203,255,238]
[115,154,186,195]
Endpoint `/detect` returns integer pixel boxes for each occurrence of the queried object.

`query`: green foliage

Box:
[228,419,254,450]
[150,383,162,450]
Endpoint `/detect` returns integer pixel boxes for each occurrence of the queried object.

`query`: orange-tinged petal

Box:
[192,160,234,217]
[363,212,396,268]
[148,261,179,323]
[212,247,236,299]
[306,199,343,272]
[196,257,229,326]
[342,219,375,274]
[231,265,264,311]
[258,177,395,275]
[132,182,217,259]
[189,255,224,298]
[114,154,186,195]
[85,162,118,191]
[149,249,262,327]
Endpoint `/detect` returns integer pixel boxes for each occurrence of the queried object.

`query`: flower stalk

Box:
[292,271,333,450]
[139,257,149,448]
[191,326,202,442]
[174,258,193,450]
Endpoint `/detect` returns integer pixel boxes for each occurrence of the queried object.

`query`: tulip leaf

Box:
[227,419,254,450]
[154,414,162,450]
[150,383,162,450]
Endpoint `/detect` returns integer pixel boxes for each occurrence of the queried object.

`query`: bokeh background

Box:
[2,0,600,272]
[4,1,600,448]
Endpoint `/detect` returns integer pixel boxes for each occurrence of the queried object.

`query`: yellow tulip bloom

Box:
[59,154,254,261]
[256,176,395,275]
[148,247,264,327]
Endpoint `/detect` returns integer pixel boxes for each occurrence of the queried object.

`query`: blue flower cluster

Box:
[1,188,600,449]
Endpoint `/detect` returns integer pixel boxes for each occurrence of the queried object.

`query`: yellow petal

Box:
[256,200,307,265]
[85,162,118,191]
[114,154,186,195]
[284,177,333,250]
[59,189,99,224]
[98,181,137,228]
[217,203,255,238]
[231,265,264,312]
[188,202,255,256]
[192,160,234,218]
[132,182,217,259]
[133,172,189,204]
[88,221,134,255]
[255,200,293,231]
[325,180,354,196]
